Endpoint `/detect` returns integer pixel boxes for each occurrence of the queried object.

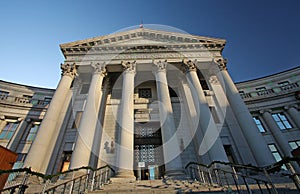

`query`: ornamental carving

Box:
[182,59,197,73]
[121,61,136,73]
[153,60,167,72]
[214,58,227,71]
[61,63,77,78]
[91,62,107,77]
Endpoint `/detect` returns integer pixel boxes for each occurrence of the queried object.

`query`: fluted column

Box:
[70,63,106,169]
[116,61,136,178]
[24,63,77,173]
[285,105,300,128]
[182,60,228,163]
[260,109,300,172]
[153,60,184,177]
[8,118,30,152]
[214,58,274,166]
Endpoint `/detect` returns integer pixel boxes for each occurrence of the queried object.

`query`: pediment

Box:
[60,28,226,49]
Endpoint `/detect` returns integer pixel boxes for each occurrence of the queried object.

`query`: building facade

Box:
[0,28,299,179]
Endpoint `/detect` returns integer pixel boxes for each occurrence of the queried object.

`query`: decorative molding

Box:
[91,62,107,77]
[182,59,197,73]
[214,58,227,71]
[121,61,136,73]
[153,60,167,72]
[61,63,77,78]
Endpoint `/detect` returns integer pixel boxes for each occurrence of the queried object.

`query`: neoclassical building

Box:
[0,28,299,180]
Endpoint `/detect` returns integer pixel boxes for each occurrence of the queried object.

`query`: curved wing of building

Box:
[0,28,299,179]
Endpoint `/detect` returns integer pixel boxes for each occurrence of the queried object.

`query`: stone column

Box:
[116,61,136,178]
[214,58,274,166]
[8,118,30,152]
[260,110,293,156]
[260,109,300,172]
[182,60,228,163]
[153,60,184,177]
[285,105,300,128]
[70,63,106,169]
[24,63,77,173]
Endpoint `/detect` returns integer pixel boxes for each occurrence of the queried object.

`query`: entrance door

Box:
[134,122,164,180]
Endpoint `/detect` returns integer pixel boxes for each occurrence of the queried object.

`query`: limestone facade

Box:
[0,28,299,178]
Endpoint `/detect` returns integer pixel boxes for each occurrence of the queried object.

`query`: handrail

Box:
[0,165,115,193]
[0,164,115,180]
[185,157,300,193]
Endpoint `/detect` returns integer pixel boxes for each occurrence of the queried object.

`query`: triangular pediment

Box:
[60,28,226,49]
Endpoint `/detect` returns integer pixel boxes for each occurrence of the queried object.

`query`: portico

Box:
[24,28,277,178]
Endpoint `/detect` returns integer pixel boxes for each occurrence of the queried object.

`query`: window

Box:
[268,144,282,162]
[80,84,90,94]
[139,88,152,98]
[26,122,40,141]
[272,113,292,130]
[289,140,300,150]
[0,90,9,100]
[43,97,52,105]
[72,111,83,129]
[0,121,19,140]
[253,116,266,132]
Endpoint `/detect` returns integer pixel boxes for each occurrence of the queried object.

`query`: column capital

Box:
[182,59,197,73]
[153,60,167,73]
[214,58,228,71]
[121,61,136,74]
[61,63,77,78]
[259,109,272,115]
[91,62,107,77]
[284,104,299,110]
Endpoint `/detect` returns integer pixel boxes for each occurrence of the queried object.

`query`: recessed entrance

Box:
[134,122,165,180]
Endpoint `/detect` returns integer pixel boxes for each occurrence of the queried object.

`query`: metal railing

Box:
[0,165,114,194]
[185,157,300,194]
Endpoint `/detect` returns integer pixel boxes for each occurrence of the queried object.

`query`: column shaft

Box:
[262,110,300,172]
[116,62,135,178]
[183,61,228,163]
[24,63,76,173]
[286,106,300,128]
[70,64,106,169]
[8,118,29,152]
[261,111,293,156]
[215,59,274,166]
[154,61,184,176]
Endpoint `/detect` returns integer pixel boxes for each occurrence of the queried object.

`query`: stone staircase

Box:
[88,179,227,194]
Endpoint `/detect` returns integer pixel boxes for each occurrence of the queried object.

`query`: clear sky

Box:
[0,0,299,89]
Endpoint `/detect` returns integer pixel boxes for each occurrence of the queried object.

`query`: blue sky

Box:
[0,0,299,88]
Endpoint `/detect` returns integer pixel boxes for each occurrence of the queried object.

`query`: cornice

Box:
[60,28,226,57]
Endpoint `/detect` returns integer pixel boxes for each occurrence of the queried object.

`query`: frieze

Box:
[67,52,214,62]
